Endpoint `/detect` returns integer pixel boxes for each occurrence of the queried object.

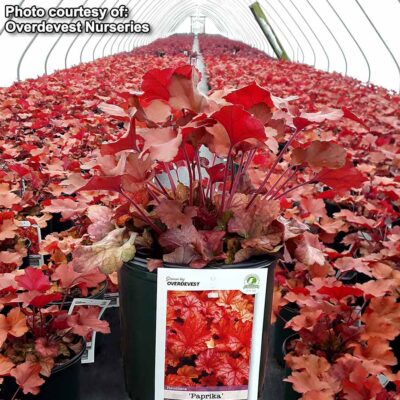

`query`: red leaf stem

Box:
[163,162,177,196]
[247,129,301,209]
[183,145,194,206]
[219,145,233,213]
[120,188,163,234]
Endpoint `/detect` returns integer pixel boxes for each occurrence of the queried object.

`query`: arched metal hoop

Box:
[355,0,400,91]
[17,0,64,81]
[326,0,370,82]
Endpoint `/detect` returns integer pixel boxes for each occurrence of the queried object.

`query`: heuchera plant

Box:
[72,65,365,273]
[0,267,110,398]
[284,282,400,399]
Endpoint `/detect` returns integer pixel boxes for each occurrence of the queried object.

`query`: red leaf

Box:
[77,175,123,193]
[0,308,29,347]
[163,245,203,266]
[315,163,367,193]
[206,163,225,183]
[15,267,50,292]
[141,68,174,101]
[30,293,62,308]
[155,200,196,229]
[211,105,266,148]
[293,117,312,131]
[342,106,367,127]
[195,349,218,374]
[97,102,129,121]
[67,307,110,337]
[140,127,182,162]
[291,141,346,169]
[100,118,136,155]
[35,337,59,358]
[10,362,45,395]
[317,286,364,300]
[8,164,30,177]
[147,258,163,272]
[224,82,274,109]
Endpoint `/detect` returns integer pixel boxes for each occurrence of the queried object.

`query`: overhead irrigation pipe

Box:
[276,0,315,66]
[249,1,289,59]
[125,0,175,52]
[264,0,304,63]
[235,0,276,53]
[305,0,347,75]
[126,0,267,54]
[17,0,64,81]
[288,0,329,71]
[258,4,295,60]
[45,0,90,75]
[355,0,400,91]
[326,0,371,83]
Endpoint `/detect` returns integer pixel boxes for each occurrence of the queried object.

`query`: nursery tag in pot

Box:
[17,221,45,267]
[155,268,268,400]
[68,298,110,364]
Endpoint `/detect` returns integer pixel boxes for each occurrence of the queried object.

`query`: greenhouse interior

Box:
[0,0,399,399]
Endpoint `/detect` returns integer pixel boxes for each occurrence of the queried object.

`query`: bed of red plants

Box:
[200,34,400,399]
[0,34,193,397]
[0,34,193,273]
[0,32,399,399]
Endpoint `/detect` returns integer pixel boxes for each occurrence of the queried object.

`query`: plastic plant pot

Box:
[50,280,108,309]
[273,303,298,367]
[1,340,86,400]
[282,334,301,400]
[118,255,277,400]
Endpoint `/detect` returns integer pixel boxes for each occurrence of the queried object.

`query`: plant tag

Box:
[155,268,268,400]
[17,220,31,227]
[104,292,120,307]
[68,298,110,364]
[18,222,45,267]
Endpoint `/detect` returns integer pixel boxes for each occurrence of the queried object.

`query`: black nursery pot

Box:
[273,303,298,367]
[118,255,277,400]
[282,334,301,400]
[1,342,85,400]
[50,281,108,309]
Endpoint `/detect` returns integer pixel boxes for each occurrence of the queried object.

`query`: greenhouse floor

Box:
[79,308,285,399]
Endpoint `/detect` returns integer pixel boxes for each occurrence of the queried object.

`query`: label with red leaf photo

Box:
[155,268,268,400]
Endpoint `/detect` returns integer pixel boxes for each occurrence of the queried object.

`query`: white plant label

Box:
[155,268,268,400]
[68,298,110,364]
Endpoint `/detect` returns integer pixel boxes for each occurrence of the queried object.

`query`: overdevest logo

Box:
[243,274,260,294]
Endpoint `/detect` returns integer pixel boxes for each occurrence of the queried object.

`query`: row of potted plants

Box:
[1,35,195,398]
[199,34,400,399]
[0,32,398,399]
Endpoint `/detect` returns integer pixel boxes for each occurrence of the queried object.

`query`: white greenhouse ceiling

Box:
[0,0,399,91]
